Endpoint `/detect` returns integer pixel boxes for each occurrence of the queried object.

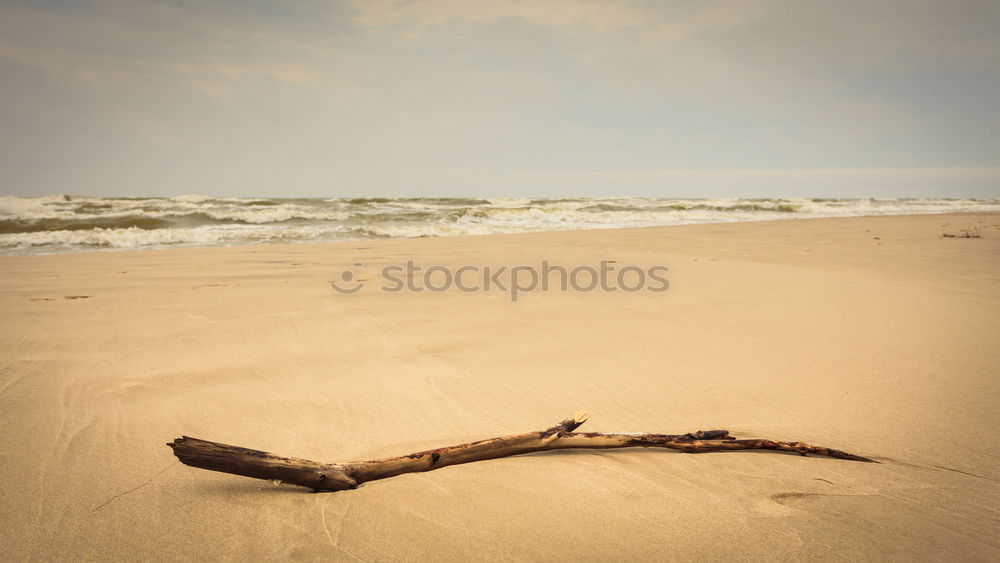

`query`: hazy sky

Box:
[1,0,998,198]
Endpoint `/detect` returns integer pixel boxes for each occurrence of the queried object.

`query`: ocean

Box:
[1,195,997,255]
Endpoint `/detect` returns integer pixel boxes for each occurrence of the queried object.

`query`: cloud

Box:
[353,0,653,32]
[0,1,998,197]
[0,1,323,102]
[351,0,999,66]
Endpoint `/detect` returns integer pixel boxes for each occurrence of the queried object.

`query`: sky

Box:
[1,0,998,198]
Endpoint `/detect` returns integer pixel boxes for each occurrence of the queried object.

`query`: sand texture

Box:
[1,213,998,561]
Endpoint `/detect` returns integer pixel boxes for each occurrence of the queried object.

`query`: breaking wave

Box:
[1,195,998,255]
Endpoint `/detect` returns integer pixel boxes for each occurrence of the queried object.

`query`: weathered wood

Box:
[341,410,590,484]
[547,432,875,462]
[167,411,875,492]
[167,436,358,491]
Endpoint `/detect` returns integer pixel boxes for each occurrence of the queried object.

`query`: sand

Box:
[1,212,998,561]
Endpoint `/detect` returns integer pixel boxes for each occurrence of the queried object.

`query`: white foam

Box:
[0,195,76,220]
[2,196,999,255]
[0,224,358,254]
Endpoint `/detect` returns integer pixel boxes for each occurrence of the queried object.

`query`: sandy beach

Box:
[1,212,998,561]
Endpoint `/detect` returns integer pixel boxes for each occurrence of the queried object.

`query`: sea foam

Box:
[1,196,998,255]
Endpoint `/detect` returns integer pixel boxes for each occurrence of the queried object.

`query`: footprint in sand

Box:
[190,283,240,290]
[770,492,824,504]
[770,491,870,505]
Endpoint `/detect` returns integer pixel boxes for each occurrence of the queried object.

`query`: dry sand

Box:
[1,212,998,561]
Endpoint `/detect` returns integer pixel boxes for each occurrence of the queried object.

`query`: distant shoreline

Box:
[2,210,997,260]
[2,195,998,256]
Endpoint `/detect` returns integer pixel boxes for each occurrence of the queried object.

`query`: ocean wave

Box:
[0,216,176,234]
[0,223,360,253]
[2,196,999,255]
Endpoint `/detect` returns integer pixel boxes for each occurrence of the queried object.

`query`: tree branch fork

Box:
[168,411,875,492]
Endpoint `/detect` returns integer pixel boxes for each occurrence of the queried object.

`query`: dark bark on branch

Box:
[167,411,875,492]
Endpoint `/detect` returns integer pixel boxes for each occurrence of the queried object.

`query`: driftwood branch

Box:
[168,411,875,492]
